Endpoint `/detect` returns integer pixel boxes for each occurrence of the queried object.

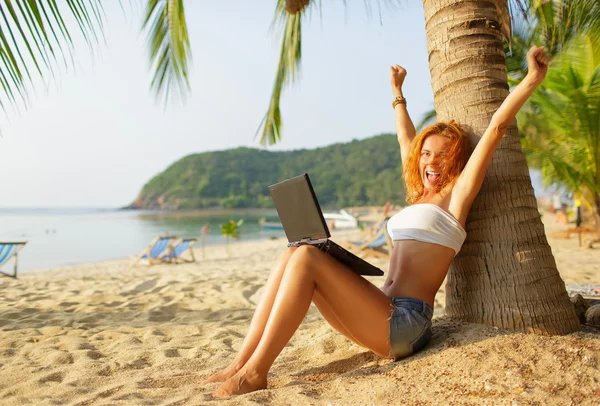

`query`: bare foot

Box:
[212,368,267,398]
[203,363,240,384]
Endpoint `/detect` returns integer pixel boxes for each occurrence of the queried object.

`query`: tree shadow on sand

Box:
[281,316,519,388]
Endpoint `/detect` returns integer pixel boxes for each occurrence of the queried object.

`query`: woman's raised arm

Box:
[390,65,416,168]
[451,46,550,213]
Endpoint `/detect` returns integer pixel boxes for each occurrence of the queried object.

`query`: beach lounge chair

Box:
[130,236,176,267]
[344,218,393,259]
[0,241,27,278]
[161,238,197,264]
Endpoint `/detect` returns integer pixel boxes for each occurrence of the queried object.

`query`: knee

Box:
[287,244,320,269]
[282,246,298,259]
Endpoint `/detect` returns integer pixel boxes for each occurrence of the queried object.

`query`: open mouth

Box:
[426,171,441,184]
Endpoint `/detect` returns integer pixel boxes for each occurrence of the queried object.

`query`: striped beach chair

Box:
[130,236,176,267]
[162,238,197,264]
[0,241,28,278]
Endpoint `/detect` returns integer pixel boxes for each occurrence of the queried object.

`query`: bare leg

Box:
[213,245,392,397]
[205,247,297,382]
[205,247,365,383]
[312,291,367,347]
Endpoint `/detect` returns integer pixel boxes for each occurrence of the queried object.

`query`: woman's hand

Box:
[390,65,406,96]
[526,45,550,85]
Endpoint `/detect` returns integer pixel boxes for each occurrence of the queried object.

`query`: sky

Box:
[0,1,542,208]
[1,1,437,208]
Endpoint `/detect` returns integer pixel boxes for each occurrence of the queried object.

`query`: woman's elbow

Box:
[489,115,510,137]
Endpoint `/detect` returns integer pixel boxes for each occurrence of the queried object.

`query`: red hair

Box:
[403,120,472,204]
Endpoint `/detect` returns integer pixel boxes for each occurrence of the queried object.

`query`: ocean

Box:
[0,208,284,273]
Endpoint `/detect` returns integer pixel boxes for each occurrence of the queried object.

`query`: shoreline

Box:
[17,232,289,275]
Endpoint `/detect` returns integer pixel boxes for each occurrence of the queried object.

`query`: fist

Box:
[526,45,550,84]
[390,65,406,94]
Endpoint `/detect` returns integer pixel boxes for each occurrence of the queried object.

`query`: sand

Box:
[0,214,598,405]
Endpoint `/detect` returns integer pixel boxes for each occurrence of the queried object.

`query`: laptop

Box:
[268,173,384,276]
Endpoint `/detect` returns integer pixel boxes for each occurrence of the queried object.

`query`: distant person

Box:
[552,192,568,224]
[382,200,391,218]
[552,192,563,213]
[574,194,582,228]
[205,46,550,397]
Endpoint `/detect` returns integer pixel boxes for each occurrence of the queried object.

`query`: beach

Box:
[0,215,599,405]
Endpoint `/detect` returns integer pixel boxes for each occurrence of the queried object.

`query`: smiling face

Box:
[403,120,472,204]
[419,134,450,190]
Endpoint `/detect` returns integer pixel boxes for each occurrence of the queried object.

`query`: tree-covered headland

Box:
[130,134,405,210]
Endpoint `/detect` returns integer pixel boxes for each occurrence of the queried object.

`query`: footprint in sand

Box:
[86,350,104,360]
[134,279,158,292]
[247,390,274,404]
[143,328,165,338]
[125,352,154,370]
[48,351,74,365]
[38,371,65,384]
[74,385,125,405]
[321,338,337,354]
[95,384,124,399]
[97,362,120,377]
[58,301,80,307]
[163,349,181,358]
[146,304,180,322]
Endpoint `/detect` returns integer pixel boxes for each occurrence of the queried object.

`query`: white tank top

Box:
[387,204,466,255]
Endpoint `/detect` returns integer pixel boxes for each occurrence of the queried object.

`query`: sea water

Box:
[0,208,284,273]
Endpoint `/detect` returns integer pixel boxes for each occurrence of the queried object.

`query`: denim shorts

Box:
[389,297,434,360]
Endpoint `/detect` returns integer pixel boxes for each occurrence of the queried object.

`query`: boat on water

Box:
[258,218,284,230]
[323,210,358,230]
[258,210,358,231]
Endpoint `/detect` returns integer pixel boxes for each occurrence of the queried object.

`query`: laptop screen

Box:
[268,174,330,242]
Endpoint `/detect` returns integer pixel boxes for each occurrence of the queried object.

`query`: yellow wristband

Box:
[392,96,406,109]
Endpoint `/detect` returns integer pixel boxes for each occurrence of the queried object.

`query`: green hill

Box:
[130,133,406,210]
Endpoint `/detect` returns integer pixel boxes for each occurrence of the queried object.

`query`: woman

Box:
[207,45,550,397]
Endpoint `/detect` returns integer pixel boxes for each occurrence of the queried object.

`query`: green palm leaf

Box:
[518,32,600,199]
[0,0,104,111]
[416,108,437,132]
[257,0,411,146]
[255,1,310,146]
[142,0,191,106]
[508,0,600,82]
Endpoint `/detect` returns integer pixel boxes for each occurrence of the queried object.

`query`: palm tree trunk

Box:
[422,0,579,334]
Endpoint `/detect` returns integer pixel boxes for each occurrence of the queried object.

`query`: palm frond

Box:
[523,139,598,194]
[0,0,104,113]
[259,0,409,146]
[519,31,600,199]
[142,0,191,106]
[256,1,313,146]
[507,0,600,85]
[416,108,437,132]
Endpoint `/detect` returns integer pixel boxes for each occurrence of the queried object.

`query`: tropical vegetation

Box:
[506,0,600,240]
[220,219,243,256]
[518,34,600,238]
[130,133,405,210]
[0,1,190,112]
